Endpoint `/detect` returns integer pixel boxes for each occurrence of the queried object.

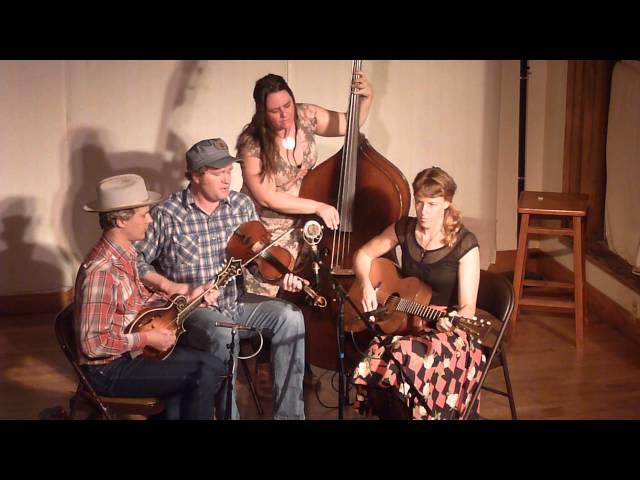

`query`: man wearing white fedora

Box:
[136,138,307,420]
[74,173,225,420]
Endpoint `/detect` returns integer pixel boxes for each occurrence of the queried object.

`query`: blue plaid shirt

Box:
[135,188,258,316]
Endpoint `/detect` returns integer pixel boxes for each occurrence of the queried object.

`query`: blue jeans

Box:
[181,293,305,420]
[82,347,224,420]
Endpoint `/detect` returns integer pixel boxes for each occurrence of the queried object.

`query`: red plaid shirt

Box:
[74,235,164,366]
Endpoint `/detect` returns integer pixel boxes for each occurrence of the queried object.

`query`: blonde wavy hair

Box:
[412,167,462,247]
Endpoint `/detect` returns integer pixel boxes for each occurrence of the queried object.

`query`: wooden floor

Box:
[2,307,640,420]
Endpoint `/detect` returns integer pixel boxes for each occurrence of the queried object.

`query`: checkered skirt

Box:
[352,328,487,420]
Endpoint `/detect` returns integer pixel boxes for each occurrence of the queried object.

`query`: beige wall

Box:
[1,60,515,296]
[1,61,70,295]
[496,61,520,251]
[542,61,568,192]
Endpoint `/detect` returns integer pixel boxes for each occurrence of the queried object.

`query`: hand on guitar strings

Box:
[361,281,381,322]
[436,310,455,333]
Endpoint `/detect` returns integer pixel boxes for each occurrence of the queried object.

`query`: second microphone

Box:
[214,321,258,332]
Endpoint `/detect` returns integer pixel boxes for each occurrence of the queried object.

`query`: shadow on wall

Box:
[154,60,204,157]
[0,61,210,418]
[0,197,65,295]
[58,61,208,263]
[60,128,187,263]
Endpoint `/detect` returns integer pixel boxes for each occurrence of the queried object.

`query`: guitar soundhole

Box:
[386,294,401,311]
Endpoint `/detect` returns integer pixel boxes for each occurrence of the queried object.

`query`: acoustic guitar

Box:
[344,257,501,349]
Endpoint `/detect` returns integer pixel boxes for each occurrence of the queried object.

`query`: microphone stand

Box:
[306,243,348,419]
[325,267,429,420]
[304,224,426,419]
[325,272,351,420]
[224,326,237,421]
[214,321,259,420]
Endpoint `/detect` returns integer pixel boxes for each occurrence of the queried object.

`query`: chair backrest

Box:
[462,269,515,419]
[54,303,79,366]
[54,302,112,418]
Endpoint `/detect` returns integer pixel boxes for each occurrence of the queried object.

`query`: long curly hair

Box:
[236,73,300,180]
[412,167,462,247]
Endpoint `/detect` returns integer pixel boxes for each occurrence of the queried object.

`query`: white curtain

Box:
[605,60,640,272]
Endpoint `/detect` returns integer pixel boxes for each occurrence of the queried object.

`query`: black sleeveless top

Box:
[395,217,479,308]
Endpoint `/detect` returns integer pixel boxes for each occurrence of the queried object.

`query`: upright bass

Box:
[295,60,411,371]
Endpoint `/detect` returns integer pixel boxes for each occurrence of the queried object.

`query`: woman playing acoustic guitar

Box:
[351,166,486,420]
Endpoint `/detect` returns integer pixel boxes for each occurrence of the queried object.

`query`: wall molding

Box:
[558,237,640,296]
[0,288,73,315]
[535,251,640,345]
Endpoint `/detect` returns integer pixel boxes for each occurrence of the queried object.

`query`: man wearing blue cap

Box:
[135,138,306,420]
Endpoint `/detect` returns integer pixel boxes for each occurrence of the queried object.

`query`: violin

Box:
[226,221,327,308]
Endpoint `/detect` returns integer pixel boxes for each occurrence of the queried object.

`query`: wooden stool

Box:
[512,191,589,348]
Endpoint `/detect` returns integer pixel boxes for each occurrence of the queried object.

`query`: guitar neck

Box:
[394,298,446,323]
[392,297,494,346]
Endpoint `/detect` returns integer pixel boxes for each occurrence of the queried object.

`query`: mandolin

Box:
[125,257,243,360]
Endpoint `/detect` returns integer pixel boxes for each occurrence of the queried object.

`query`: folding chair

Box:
[462,269,517,420]
[54,303,164,420]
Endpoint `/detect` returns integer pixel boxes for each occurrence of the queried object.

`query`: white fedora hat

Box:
[83,174,162,212]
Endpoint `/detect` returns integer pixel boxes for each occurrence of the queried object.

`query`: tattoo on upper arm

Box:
[298,104,317,130]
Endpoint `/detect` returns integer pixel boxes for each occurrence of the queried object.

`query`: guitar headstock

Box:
[449,312,501,349]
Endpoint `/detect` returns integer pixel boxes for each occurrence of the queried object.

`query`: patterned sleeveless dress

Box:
[352,217,488,420]
[237,103,319,297]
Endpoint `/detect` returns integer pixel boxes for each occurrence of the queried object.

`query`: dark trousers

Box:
[82,346,224,420]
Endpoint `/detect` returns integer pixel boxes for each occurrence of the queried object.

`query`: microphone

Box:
[214,321,257,332]
[302,220,323,246]
[359,306,388,335]
[362,306,387,320]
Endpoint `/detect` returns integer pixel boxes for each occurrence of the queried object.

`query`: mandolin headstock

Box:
[216,257,244,287]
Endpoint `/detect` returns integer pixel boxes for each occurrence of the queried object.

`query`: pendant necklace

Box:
[282,127,301,169]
